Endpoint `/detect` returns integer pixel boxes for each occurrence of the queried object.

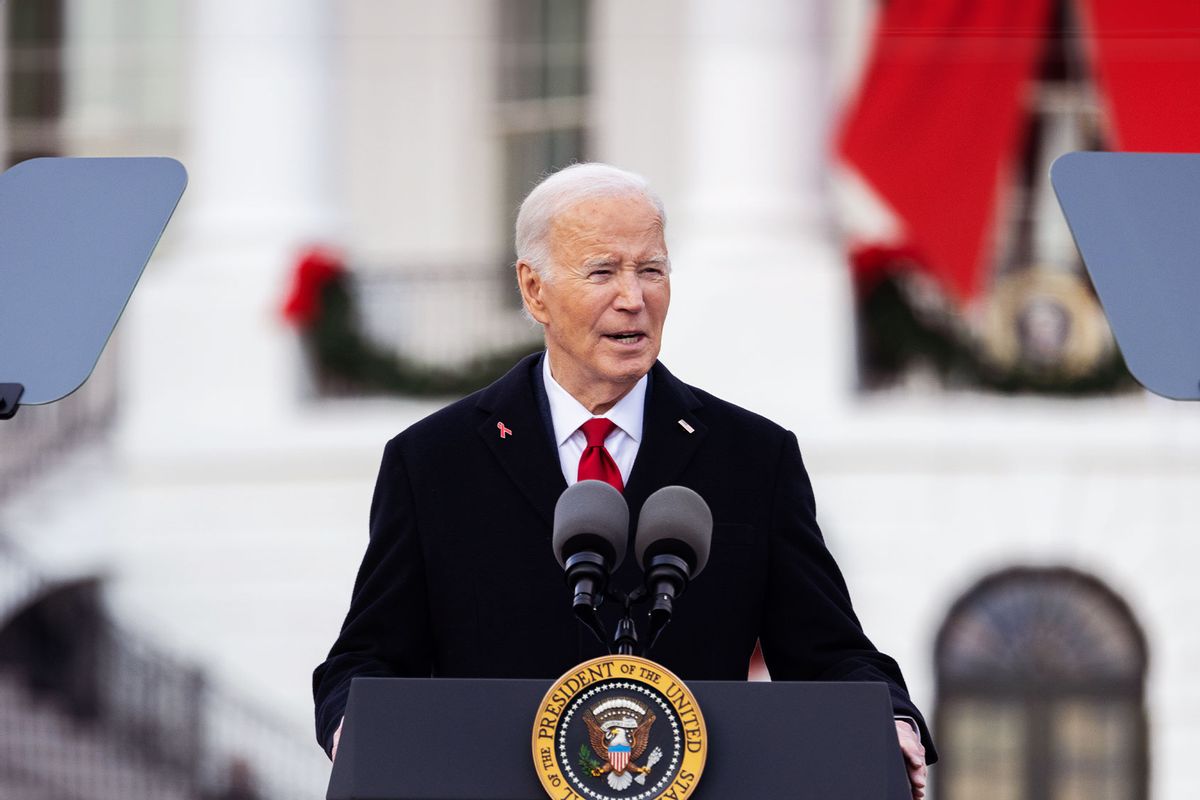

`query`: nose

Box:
[613,269,644,312]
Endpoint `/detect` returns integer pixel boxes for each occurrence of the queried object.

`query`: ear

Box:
[516,260,551,325]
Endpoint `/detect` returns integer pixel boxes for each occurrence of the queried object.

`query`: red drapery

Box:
[1079,0,1200,151]
[837,0,1200,305]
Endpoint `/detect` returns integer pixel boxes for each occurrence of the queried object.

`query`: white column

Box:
[185,0,337,248]
[662,0,854,424]
[121,0,337,445]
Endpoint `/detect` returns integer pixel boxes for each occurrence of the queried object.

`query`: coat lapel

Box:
[476,353,566,527]
[475,356,706,525]
[623,361,708,516]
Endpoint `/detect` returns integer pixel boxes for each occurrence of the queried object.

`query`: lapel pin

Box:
[677,419,695,434]
[497,421,513,439]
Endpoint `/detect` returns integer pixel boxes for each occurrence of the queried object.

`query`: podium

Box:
[328,677,911,800]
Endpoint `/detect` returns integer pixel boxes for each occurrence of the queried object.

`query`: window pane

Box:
[543,1,587,99]
[498,0,543,101]
[548,127,585,168]
[940,699,1025,800]
[8,62,62,120]
[503,126,586,226]
[498,0,587,101]
[9,0,62,42]
[7,0,64,119]
[1052,699,1138,800]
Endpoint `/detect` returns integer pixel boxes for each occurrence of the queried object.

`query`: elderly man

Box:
[314,163,935,796]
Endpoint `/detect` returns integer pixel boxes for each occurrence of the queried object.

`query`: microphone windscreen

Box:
[634,486,713,577]
[552,480,630,569]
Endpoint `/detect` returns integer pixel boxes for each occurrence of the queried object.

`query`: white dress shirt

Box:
[543,353,647,487]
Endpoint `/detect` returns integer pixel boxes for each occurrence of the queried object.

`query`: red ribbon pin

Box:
[497,421,513,439]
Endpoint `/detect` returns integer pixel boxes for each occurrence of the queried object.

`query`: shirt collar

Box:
[542,352,647,446]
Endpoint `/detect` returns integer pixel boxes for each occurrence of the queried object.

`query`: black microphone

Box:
[634,486,712,650]
[552,480,629,640]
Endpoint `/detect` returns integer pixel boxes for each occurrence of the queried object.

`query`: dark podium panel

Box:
[328,677,910,800]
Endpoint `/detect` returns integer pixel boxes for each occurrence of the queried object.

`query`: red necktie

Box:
[577,418,623,492]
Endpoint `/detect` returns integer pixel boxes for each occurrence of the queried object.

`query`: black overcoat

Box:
[313,354,937,761]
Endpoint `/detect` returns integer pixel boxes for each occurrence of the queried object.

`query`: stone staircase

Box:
[0,534,328,800]
[0,673,194,800]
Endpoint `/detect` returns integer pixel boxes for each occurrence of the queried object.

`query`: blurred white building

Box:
[2,1,1198,798]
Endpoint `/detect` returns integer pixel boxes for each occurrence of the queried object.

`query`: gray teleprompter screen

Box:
[0,157,186,405]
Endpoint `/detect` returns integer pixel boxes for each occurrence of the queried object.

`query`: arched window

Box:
[936,567,1148,800]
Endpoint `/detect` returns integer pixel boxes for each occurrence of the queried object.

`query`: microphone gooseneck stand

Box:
[600,585,672,658]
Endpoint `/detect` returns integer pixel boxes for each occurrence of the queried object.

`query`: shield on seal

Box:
[608,743,631,773]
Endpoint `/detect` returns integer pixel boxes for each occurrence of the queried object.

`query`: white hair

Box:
[514,162,667,281]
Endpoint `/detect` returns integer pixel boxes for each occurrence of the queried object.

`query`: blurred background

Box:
[1,1,1197,798]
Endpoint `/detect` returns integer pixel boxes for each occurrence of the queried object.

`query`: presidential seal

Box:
[532,655,706,800]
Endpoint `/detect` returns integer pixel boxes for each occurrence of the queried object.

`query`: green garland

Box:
[300,267,1134,399]
[303,274,541,397]
[858,273,1138,395]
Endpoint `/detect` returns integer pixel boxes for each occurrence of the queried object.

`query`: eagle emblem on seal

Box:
[583,697,664,791]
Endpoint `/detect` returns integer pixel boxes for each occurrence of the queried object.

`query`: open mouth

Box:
[604,332,645,344]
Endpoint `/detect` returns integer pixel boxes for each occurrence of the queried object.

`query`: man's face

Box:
[519,193,670,408]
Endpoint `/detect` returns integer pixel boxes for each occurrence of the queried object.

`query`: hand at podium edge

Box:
[895,721,927,799]
[331,717,344,763]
